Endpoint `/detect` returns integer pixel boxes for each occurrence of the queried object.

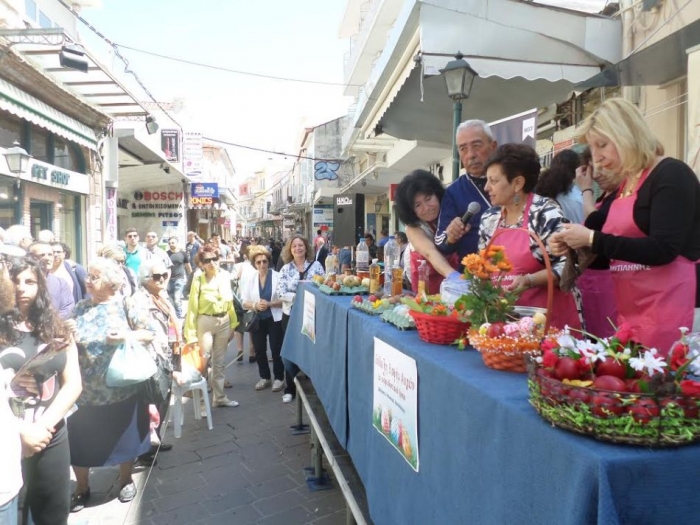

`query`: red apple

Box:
[554,357,581,381]
[596,357,627,380]
[593,375,627,393]
[487,322,505,338]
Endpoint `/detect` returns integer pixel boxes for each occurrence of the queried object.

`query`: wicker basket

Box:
[473,228,555,372]
[527,359,700,446]
[409,310,469,345]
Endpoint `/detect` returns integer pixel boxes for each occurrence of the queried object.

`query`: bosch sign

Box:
[133,191,184,201]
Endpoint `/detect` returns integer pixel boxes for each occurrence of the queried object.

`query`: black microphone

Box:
[461,202,481,225]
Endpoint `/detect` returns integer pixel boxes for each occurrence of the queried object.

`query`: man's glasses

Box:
[202,257,219,264]
[126,234,138,238]
[86,274,101,283]
[151,273,167,281]
[255,259,269,266]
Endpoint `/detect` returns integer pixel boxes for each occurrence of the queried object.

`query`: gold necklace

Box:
[619,171,643,198]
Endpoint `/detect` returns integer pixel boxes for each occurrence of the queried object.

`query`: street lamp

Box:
[440,53,477,181]
[374,200,383,213]
[3,141,32,188]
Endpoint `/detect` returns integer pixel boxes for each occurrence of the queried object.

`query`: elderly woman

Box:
[277,236,324,403]
[97,243,137,296]
[551,98,700,354]
[0,257,81,525]
[394,170,460,294]
[241,246,284,392]
[67,258,156,510]
[133,259,179,462]
[184,245,239,409]
[479,143,582,330]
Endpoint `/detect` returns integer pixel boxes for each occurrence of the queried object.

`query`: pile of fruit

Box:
[465,312,549,351]
[352,294,396,314]
[313,274,369,294]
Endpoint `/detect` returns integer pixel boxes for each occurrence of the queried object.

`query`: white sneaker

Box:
[255,379,271,391]
[282,393,293,403]
[271,379,284,392]
[214,399,239,408]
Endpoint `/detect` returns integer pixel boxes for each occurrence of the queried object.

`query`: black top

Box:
[583,191,617,270]
[168,250,189,280]
[592,158,700,265]
[258,271,273,320]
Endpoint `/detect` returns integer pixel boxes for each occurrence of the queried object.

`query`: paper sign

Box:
[372,337,419,472]
[301,290,316,343]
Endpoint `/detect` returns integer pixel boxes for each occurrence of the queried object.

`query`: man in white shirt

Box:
[144,231,173,282]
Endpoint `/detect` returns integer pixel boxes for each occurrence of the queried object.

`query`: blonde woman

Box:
[241,246,284,392]
[551,98,700,355]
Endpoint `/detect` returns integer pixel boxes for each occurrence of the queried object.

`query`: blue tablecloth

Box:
[281,283,348,446]
[345,309,700,525]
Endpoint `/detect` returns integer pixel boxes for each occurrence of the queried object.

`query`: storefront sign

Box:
[191,182,219,198]
[21,160,89,194]
[161,129,180,162]
[162,221,178,226]
[183,130,203,180]
[134,190,184,201]
[313,206,333,226]
[336,196,352,206]
[190,196,213,206]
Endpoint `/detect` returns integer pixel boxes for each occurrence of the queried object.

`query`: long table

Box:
[282,283,700,525]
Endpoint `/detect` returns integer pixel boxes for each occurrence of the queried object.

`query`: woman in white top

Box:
[232,253,257,363]
[241,246,285,392]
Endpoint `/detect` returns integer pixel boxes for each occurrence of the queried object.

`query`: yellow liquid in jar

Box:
[391,267,403,296]
[369,265,381,293]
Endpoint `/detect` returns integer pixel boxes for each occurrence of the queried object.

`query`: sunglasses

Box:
[151,273,167,281]
[127,234,138,238]
[202,257,219,264]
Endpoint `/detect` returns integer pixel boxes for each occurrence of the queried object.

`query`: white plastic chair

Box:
[171,377,213,438]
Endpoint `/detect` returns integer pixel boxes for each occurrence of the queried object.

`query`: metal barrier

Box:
[293,377,367,525]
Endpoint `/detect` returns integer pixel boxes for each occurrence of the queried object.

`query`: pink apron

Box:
[602,169,695,356]
[410,249,458,295]
[578,197,618,339]
[492,194,581,331]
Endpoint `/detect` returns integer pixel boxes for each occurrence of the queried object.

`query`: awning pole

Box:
[452,99,463,182]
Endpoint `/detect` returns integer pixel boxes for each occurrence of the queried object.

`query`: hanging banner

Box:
[301,290,316,343]
[489,108,538,149]
[183,131,203,180]
[373,338,419,472]
[161,129,180,162]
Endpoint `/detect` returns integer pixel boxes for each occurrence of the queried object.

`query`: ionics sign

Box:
[190,196,213,206]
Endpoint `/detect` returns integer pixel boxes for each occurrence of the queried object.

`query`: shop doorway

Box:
[30,200,52,240]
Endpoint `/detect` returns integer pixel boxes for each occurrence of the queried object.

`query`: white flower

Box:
[629,349,667,376]
[687,349,700,376]
[680,327,690,336]
[556,333,577,352]
[575,340,606,364]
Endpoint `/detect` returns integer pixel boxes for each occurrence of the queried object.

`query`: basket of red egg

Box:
[527,326,700,446]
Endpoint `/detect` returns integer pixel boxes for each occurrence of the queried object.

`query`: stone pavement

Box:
[67,340,367,525]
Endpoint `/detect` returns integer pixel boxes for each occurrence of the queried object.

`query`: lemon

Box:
[533,312,547,325]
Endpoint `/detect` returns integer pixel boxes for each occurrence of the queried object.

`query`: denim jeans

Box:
[168,278,186,318]
[0,495,18,525]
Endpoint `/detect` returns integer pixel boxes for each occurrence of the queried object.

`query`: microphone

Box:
[461,202,481,225]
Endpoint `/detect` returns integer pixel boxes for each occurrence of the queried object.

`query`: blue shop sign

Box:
[191,182,219,198]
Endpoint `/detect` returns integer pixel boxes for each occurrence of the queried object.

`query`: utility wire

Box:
[115,43,361,88]
[203,136,343,163]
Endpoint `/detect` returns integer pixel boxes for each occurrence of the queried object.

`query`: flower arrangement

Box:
[401,296,470,345]
[402,295,468,319]
[529,326,700,446]
[454,246,520,326]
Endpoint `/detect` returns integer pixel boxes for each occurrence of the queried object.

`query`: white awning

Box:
[0,76,97,149]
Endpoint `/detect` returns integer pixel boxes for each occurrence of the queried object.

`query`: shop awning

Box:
[355,0,621,145]
[576,17,700,89]
[0,76,97,149]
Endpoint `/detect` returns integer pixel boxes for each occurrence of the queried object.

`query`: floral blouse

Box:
[277,260,325,315]
[73,295,156,406]
[478,194,567,277]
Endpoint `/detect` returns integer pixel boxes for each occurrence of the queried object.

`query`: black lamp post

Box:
[440,53,477,181]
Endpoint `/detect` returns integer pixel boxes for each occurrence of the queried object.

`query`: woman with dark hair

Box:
[479,144,582,330]
[0,256,82,524]
[277,235,324,403]
[185,245,239,410]
[534,149,584,223]
[394,170,460,294]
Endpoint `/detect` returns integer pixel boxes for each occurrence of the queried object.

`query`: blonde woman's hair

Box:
[280,235,313,264]
[97,243,126,264]
[248,245,272,268]
[575,98,658,175]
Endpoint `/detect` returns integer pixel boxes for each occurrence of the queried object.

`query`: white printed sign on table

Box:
[301,290,316,343]
[373,337,419,472]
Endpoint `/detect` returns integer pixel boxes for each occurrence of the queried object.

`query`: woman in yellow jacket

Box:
[184,244,239,408]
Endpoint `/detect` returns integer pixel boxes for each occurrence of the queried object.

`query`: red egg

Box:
[593,375,627,392]
[554,357,581,381]
[596,357,627,380]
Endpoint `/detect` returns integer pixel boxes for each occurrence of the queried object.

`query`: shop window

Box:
[0,112,22,149]
[53,138,84,172]
[59,192,79,261]
[29,127,49,163]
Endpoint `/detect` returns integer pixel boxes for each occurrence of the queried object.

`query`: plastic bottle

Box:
[356,238,369,272]
[325,252,338,277]
[383,236,398,296]
[369,258,381,294]
[417,260,429,299]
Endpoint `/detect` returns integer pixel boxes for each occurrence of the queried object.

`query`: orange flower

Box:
[497,261,512,272]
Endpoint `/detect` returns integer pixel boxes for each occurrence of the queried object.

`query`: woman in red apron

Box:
[395,170,460,295]
[551,98,700,355]
[479,144,582,331]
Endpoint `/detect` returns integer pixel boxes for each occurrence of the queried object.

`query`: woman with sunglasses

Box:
[277,236,325,403]
[0,256,81,524]
[241,246,284,393]
[133,260,179,463]
[67,258,156,510]
[184,245,239,409]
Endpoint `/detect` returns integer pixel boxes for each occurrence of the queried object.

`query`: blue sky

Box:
[81,0,353,175]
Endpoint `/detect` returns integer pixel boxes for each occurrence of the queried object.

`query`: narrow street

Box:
[67,340,353,525]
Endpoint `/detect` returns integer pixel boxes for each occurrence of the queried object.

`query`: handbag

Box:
[139,353,172,405]
[105,336,158,387]
[243,310,259,332]
[181,342,208,376]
